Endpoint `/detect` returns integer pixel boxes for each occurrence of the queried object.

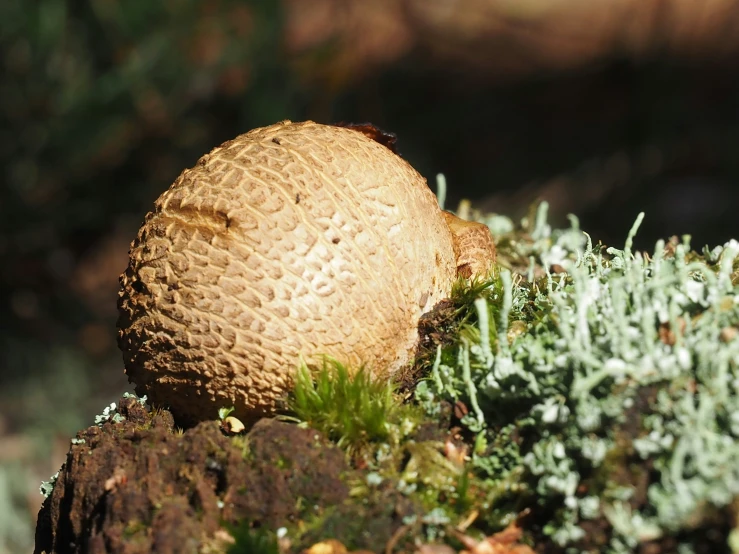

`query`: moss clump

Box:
[227,525,280,554]
[281,357,491,550]
[288,358,420,453]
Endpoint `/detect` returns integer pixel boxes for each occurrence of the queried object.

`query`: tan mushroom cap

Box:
[118,120,457,424]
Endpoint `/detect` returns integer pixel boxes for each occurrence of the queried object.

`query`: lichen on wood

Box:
[415,203,739,552]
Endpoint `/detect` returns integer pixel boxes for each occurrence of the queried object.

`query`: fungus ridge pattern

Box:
[118,121,456,422]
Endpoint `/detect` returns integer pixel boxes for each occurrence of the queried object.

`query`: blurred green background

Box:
[2,0,739,551]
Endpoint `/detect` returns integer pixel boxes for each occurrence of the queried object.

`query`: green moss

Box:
[288,358,421,453]
[226,523,280,554]
[230,435,251,460]
[123,519,148,539]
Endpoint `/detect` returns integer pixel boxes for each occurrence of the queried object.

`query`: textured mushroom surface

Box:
[442,211,497,279]
[118,120,458,423]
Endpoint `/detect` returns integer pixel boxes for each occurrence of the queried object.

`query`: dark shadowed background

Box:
[1,1,738,551]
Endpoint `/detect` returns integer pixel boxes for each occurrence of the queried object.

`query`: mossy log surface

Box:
[35,210,739,554]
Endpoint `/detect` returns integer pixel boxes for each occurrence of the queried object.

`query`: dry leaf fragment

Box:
[455,522,535,554]
[414,545,456,554]
[221,416,245,435]
[302,540,348,554]
[301,539,374,554]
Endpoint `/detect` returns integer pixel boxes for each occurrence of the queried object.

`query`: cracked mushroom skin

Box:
[118,120,458,424]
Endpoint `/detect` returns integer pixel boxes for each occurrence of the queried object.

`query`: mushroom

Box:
[118,120,495,424]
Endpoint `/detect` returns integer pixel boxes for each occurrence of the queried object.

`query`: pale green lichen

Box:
[417,202,739,551]
[218,406,235,420]
[94,392,148,426]
[39,472,58,499]
[39,392,149,498]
